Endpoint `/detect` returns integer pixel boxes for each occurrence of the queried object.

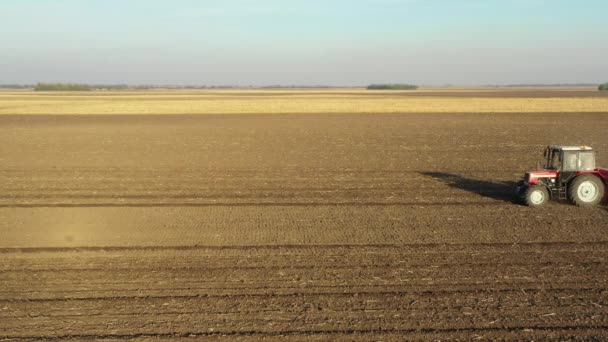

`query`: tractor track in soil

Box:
[1,112,607,340]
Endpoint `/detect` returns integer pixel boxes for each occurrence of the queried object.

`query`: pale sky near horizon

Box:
[1,0,607,86]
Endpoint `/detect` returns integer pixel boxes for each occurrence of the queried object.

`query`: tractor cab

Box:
[516,145,607,207]
[544,146,596,172]
[543,146,596,184]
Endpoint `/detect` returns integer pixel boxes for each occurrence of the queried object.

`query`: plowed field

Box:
[1,106,607,340]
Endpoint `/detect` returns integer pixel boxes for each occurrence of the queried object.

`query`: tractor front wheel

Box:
[568,174,605,207]
[524,185,549,207]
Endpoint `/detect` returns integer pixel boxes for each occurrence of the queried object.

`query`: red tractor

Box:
[516,146,608,207]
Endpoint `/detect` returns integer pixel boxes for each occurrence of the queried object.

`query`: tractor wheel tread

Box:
[524,185,549,208]
[568,174,605,207]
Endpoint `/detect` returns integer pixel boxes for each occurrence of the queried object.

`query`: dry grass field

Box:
[1,88,607,340]
[1,88,608,115]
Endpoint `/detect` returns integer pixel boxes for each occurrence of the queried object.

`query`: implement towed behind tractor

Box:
[516,146,608,207]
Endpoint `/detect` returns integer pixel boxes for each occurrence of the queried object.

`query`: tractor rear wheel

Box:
[524,185,549,207]
[568,174,605,207]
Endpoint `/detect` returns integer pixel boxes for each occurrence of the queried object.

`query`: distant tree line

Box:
[34,83,92,91]
[26,83,340,90]
[367,84,418,90]
[5,83,608,90]
[4,83,423,90]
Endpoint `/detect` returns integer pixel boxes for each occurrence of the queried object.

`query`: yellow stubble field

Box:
[1,88,607,115]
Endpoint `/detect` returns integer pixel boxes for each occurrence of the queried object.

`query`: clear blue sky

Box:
[1,0,607,86]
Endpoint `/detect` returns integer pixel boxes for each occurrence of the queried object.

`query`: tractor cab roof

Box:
[548,145,593,152]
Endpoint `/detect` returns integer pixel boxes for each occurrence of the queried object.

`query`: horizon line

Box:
[0,83,604,89]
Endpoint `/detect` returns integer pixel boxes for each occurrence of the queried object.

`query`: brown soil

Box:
[0,112,607,340]
[1,244,607,340]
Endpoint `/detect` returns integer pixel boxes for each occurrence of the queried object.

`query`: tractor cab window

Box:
[579,152,595,171]
[563,151,578,171]
[547,149,561,170]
